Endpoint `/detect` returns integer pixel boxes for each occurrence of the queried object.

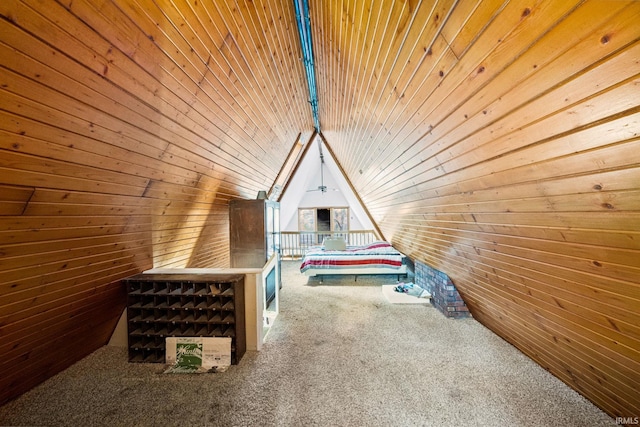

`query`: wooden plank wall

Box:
[0,0,311,404]
[314,0,639,418]
[0,0,638,419]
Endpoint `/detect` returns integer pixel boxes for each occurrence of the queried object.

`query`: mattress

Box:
[300,241,404,275]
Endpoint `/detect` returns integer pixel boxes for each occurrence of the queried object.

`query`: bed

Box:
[300,240,407,280]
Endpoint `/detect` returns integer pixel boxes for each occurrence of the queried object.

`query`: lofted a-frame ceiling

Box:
[0,0,639,418]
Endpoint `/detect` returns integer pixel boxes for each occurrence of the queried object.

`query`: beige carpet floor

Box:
[0,261,614,426]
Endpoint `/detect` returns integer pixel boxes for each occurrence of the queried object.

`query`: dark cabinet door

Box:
[229,199,279,268]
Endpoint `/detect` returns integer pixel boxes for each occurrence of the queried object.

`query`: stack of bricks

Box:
[414,261,470,318]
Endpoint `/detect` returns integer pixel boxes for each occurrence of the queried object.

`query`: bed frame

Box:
[302,264,408,283]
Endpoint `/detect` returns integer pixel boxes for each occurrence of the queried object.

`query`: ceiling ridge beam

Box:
[293,0,321,131]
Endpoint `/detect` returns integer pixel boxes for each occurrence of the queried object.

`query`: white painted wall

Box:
[279,135,373,232]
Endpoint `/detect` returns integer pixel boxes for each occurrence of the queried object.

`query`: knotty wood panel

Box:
[314,0,640,419]
[0,184,33,215]
[0,0,311,406]
[0,0,638,419]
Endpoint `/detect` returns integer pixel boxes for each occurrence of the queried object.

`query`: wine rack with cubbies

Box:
[124,274,245,364]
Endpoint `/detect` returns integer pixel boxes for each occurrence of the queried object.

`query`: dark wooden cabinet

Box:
[124,273,246,364]
[229,199,280,268]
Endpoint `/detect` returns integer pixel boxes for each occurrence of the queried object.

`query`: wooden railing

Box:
[279,230,380,259]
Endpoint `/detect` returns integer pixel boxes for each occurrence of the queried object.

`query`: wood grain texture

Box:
[314,0,640,419]
[0,0,311,406]
[0,0,638,418]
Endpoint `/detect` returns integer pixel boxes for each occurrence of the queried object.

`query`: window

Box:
[332,208,348,232]
[298,207,349,244]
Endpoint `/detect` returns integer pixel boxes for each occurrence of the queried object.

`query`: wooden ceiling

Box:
[1,0,639,418]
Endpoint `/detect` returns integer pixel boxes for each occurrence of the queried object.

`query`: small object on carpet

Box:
[382,284,431,304]
[164,337,231,374]
[393,282,426,297]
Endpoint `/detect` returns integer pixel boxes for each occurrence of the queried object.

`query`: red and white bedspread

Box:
[300,241,405,276]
